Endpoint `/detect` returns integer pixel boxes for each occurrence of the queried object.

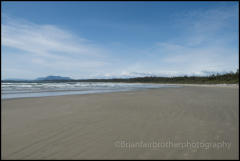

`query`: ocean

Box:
[1,82,180,99]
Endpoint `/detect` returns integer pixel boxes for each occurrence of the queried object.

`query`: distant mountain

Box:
[36,75,72,81]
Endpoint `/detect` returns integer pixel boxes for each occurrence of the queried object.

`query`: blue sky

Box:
[2,2,239,79]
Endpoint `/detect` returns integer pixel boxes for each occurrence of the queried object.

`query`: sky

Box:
[1,1,239,79]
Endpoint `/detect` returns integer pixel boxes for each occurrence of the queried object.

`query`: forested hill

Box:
[2,70,239,84]
[75,70,239,84]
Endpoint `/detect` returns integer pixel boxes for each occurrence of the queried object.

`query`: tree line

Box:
[3,70,239,84]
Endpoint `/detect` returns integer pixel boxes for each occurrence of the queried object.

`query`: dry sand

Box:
[1,86,239,159]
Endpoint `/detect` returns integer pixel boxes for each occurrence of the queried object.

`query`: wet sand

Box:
[1,86,239,159]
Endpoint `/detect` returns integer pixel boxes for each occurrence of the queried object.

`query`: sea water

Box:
[1,82,180,99]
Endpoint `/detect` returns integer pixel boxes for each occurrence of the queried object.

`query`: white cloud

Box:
[2,16,109,79]
[150,6,238,76]
[2,17,95,56]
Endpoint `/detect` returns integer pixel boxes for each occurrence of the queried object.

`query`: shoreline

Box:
[171,83,239,88]
[2,83,238,100]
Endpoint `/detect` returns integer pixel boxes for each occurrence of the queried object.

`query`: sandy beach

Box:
[1,86,239,159]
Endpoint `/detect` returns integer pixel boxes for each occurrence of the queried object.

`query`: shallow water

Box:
[1,82,180,99]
